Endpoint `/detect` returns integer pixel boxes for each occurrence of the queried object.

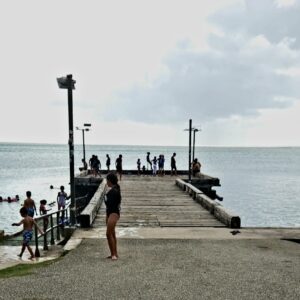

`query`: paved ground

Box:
[0,236,299,300]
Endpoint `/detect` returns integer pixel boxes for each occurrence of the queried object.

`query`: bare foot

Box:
[111,255,118,260]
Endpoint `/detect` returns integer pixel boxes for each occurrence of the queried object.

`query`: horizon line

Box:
[0,141,300,148]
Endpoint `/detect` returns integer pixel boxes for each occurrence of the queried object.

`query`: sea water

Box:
[0,143,299,233]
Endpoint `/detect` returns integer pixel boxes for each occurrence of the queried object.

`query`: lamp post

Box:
[76,124,91,163]
[184,122,201,182]
[188,119,192,182]
[57,74,76,225]
[192,128,200,162]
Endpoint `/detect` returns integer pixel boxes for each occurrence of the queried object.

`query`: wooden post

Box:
[56,212,61,241]
[50,214,55,245]
[43,218,48,251]
[34,224,40,257]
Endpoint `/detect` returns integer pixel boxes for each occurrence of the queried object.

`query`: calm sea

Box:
[0,143,299,233]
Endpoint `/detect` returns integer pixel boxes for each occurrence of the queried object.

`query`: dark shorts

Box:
[27,207,34,217]
[106,211,120,218]
[23,230,33,246]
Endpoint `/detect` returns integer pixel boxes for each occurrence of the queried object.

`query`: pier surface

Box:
[95,175,224,228]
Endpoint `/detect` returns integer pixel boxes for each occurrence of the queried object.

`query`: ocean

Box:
[0,143,299,233]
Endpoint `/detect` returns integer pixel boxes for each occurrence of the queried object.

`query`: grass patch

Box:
[0,258,61,279]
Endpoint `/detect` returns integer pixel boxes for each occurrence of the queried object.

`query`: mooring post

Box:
[34,224,40,257]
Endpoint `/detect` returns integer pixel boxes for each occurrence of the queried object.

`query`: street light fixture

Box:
[56,74,76,225]
[184,123,201,182]
[184,119,193,182]
[76,124,92,163]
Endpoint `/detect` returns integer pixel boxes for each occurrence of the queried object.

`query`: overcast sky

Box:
[0,0,299,146]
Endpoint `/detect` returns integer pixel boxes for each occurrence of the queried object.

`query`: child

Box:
[152,156,158,176]
[23,191,37,217]
[142,165,146,176]
[57,186,69,220]
[12,207,43,259]
[40,199,51,231]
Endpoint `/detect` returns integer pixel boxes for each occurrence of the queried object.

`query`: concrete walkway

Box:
[0,227,299,300]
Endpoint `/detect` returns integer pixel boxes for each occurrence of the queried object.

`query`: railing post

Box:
[50,214,55,245]
[43,218,48,251]
[56,212,61,241]
[34,223,40,257]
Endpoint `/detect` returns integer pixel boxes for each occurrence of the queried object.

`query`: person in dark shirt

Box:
[106,154,111,171]
[115,154,123,181]
[104,172,121,260]
[146,152,152,170]
[137,158,141,175]
[171,153,177,176]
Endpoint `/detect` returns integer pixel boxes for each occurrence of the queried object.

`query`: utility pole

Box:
[188,119,192,183]
[57,74,76,225]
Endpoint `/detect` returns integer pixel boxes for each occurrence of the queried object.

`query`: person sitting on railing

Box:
[39,199,51,231]
[79,158,88,172]
[192,158,201,176]
[12,207,43,259]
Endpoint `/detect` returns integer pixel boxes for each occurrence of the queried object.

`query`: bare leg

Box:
[106,213,119,259]
[27,245,35,259]
[18,244,26,257]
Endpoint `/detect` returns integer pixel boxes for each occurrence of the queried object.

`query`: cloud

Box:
[104,0,300,124]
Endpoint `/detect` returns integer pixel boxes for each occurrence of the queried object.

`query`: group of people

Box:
[137,152,177,176]
[11,186,70,259]
[81,152,202,179]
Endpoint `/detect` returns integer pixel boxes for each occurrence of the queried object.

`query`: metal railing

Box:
[33,194,88,257]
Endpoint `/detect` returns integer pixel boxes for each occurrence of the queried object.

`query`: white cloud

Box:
[1,0,300,146]
[276,0,297,7]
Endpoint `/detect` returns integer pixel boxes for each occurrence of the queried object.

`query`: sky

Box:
[0,0,300,146]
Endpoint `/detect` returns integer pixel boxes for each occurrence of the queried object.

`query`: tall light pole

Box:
[192,128,201,162]
[76,123,91,163]
[57,74,76,225]
[184,123,201,182]
[188,119,192,182]
[184,119,194,182]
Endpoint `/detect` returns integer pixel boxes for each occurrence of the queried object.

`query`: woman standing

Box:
[105,172,121,260]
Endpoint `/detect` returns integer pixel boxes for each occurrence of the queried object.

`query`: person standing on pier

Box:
[146,152,152,170]
[152,156,158,176]
[105,172,121,260]
[93,155,101,177]
[115,154,123,181]
[137,158,141,175]
[158,154,165,176]
[106,154,111,171]
[171,153,177,176]
[23,191,37,217]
